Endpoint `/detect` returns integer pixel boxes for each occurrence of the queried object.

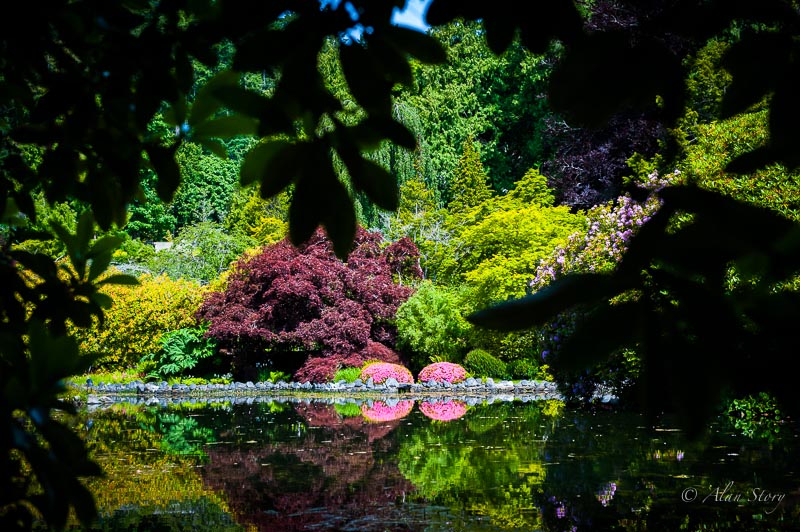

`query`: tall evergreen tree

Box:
[447,137,493,212]
[403,20,553,196]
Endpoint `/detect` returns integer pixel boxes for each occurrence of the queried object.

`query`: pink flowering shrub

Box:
[360,362,414,384]
[361,400,414,422]
[417,362,467,384]
[419,399,468,421]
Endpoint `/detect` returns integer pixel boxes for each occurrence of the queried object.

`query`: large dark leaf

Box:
[426,0,484,26]
[11,250,58,280]
[344,117,416,151]
[188,70,240,127]
[97,274,140,286]
[555,300,643,372]
[383,25,447,64]
[240,140,298,198]
[87,253,113,284]
[344,156,399,211]
[725,145,778,174]
[27,321,84,393]
[288,175,324,249]
[321,179,357,260]
[211,86,294,135]
[235,7,349,69]
[768,68,800,169]
[482,9,517,55]
[467,273,626,331]
[517,0,583,53]
[548,32,685,128]
[369,36,415,87]
[287,151,357,260]
[340,43,392,113]
[145,144,181,203]
[199,138,229,159]
[719,33,793,118]
[192,115,258,139]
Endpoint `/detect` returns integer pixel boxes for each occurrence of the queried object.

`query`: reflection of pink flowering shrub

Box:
[418,362,467,384]
[360,362,414,384]
[361,400,414,422]
[419,400,468,421]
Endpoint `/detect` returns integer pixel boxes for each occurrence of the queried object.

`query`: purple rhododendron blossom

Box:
[530,169,682,291]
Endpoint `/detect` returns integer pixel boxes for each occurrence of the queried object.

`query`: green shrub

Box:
[147,221,255,283]
[72,273,208,369]
[333,367,362,383]
[257,369,291,383]
[112,235,156,264]
[140,326,222,381]
[395,281,469,370]
[508,359,539,380]
[463,349,509,379]
[334,402,363,417]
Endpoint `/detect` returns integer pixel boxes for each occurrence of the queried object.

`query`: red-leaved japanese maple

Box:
[197,227,420,382]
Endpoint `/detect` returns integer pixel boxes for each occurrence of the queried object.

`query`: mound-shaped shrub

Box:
[509,359,539,380]
[333,366,362,383]
[361,400,414,422]
[463,349,509,379]
[295,341,403,384]
[417,362,467,384]
[419,399,468,421]
[360,362,414,384]
[73,273,208,369]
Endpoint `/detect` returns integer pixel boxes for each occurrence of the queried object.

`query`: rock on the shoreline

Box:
[74,377,620,410]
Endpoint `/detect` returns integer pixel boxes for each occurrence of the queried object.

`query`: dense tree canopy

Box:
[197,227,420,382]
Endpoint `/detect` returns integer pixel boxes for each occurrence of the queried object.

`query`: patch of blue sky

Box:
[392,0,431,32]
[320,0,430,43]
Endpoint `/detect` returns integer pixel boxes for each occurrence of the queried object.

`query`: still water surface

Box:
[72,396,800,531]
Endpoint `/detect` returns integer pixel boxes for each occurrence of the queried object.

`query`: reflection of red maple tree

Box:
[197,228,420,382]
[201,403,413,531]
[294,402,398,443]
[361,400,414,423]
[419,399,468,421]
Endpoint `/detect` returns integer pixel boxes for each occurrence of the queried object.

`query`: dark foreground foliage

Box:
[4,0,800,528]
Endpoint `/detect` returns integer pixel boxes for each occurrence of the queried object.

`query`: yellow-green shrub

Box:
[72,273,208,370]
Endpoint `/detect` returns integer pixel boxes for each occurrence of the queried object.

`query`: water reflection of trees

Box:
[72,400,799,531]
[398,402,555,530]
[200,402,414,531]
[535,410,800,532]
[72,405,238,530]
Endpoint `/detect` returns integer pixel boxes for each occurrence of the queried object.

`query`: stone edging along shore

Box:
[75,377,620,407]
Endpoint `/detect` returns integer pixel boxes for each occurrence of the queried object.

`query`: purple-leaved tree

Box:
[197,227,420,382]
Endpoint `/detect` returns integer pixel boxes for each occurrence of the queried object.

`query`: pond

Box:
[64,395,799,531]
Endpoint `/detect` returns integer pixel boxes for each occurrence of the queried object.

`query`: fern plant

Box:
[141,326,220,381]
